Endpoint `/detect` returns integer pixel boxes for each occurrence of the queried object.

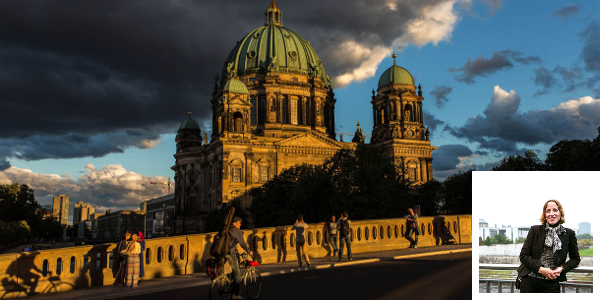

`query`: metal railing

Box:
[479,264,593,293]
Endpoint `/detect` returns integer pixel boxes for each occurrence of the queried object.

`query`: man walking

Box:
[227,216,252,300]
[337,211,352,262]
[292,214,311,267]
[405,208,419,248]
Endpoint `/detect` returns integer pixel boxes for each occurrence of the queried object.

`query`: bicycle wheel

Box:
[209,276,232,300]
[243,268,262,299]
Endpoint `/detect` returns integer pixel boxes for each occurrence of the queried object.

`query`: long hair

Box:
[539,199,566,224]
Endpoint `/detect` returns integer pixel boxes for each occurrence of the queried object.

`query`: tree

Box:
[414,180,444,216]
[576,233,593,240]
[205,202,250,233]
[514,237,526,243]
[0,183,40,222]
[441,170,472,214]
[492,150,545,171]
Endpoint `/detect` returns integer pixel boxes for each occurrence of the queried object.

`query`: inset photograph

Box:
[473,171,595,295]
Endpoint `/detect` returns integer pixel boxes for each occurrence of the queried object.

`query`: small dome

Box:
[179,117,200,131]
[223,78,250,95]
[378,65,414,88]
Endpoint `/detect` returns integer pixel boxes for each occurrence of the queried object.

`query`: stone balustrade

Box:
[0,214,471,298]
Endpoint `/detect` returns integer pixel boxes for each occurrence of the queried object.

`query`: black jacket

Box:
[518,224,580,281]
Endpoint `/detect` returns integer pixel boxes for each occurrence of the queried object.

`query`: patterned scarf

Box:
[544,223,565,253]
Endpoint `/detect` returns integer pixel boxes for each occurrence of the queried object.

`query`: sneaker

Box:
[414,245,418,249]
[232,295,244,300]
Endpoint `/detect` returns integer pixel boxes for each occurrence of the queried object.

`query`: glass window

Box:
[282,97,288,124]
[409,167,417,182]
[290,99,298,125]
[232,168,242,183]
[259,98,266,124]
[251,97,257,125]
[260,166,269,181]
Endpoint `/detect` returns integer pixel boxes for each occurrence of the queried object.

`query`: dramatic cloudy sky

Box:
[1,0,599,218]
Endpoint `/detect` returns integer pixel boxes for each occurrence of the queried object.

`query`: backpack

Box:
[209,207,235,258]
[206,257,232,279]
[339,218,350,237]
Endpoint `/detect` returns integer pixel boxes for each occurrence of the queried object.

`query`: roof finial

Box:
[265,0,282,26]
[188,111,192,119]
[392,52,397,66]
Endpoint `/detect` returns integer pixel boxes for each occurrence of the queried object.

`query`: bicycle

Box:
[209,253,262,300]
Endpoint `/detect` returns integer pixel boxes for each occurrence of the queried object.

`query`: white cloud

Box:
[333,0,469,88]
[0,164,170,212]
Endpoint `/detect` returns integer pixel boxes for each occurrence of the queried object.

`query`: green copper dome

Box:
[378,64,414,88]
[221,2,329,86]
[223,78,250,95]
[179,117,200,131]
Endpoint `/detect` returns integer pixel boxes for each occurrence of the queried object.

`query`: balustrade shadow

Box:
[432,216,456,245]
[1,254,41,298]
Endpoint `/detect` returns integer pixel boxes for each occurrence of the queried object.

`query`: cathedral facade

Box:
[172,0,436,233]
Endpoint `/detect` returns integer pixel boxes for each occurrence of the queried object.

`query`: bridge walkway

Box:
[26,244,471,300]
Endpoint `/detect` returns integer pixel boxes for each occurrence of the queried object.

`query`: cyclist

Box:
[227,216,253,300]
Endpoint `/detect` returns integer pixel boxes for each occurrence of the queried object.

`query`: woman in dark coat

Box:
[518,199,580,293]
[137,231,145,282]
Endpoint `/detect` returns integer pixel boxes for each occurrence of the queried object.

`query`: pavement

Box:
[28,244,472,300]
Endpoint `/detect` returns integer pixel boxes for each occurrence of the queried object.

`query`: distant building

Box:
[73,201,95,224]
[90,212,105,240]
[52,194,69,226]
[140,194,175,237]
[479,225,530,242]
[578,222,591,235]
[479,219,488,228]
[95,210,145,241]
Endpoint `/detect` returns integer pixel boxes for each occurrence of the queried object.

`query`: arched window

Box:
[380,108,385,124]
[259,97,266,124]
[407,160,418,182]
[233,112,243,132]
[404,104,412,122]
[229,160,244,183]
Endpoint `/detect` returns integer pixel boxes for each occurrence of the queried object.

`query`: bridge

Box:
[0,215,471,298]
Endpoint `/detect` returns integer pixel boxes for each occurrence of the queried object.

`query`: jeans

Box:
[296,241,310,266]
[339,236,352,259]
[329,234,338,254]
[225,255,241,295]
[408,227,419,247]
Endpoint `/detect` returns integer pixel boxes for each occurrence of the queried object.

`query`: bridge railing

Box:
[0,215,471,298]
[479,264,593,293]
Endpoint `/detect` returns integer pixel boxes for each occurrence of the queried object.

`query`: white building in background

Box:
[578,222,591,235]
[479,219,530,242]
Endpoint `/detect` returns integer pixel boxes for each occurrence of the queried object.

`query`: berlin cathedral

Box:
[173,0,436,233]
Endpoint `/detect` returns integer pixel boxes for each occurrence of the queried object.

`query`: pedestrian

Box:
[137,231,145,283]
[227,216,253,300]
[292,214,311,267]
[337,211,352,262]
[113,230,131,286]
[122,233,142,288]
[405,208,419,248]
[328,215,339,256]
[517,199,580,293]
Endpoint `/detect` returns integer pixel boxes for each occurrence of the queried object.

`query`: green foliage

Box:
[483,234,513,245]
[514,237,526,244]
[205,202,250,233]
[441,170,472,215]
[546,127,600,170]
[0,183,64,247]
[414,179,444,216]
[579,248,593,257]
[577,233,593,241]
[492,150,545,171]
[250,144,413,227]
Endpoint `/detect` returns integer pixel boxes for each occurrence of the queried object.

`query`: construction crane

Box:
[150,178,174,194]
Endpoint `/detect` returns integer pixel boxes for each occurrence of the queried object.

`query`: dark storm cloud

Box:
[432,144,472,171]
[580,21,600,73]
[423,111,444,134]
[533,66,556,96]
[448,50,540,84]
[552,4,580,20]
[446,86,600,153]
[429,85,453,108]
[0,0,460,167]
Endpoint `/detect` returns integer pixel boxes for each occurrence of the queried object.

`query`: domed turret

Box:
[179,116,200,131]
[378,54,414,88]
[223,78,250,95]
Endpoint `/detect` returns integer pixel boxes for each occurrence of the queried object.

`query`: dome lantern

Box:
[265,0,282,26]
